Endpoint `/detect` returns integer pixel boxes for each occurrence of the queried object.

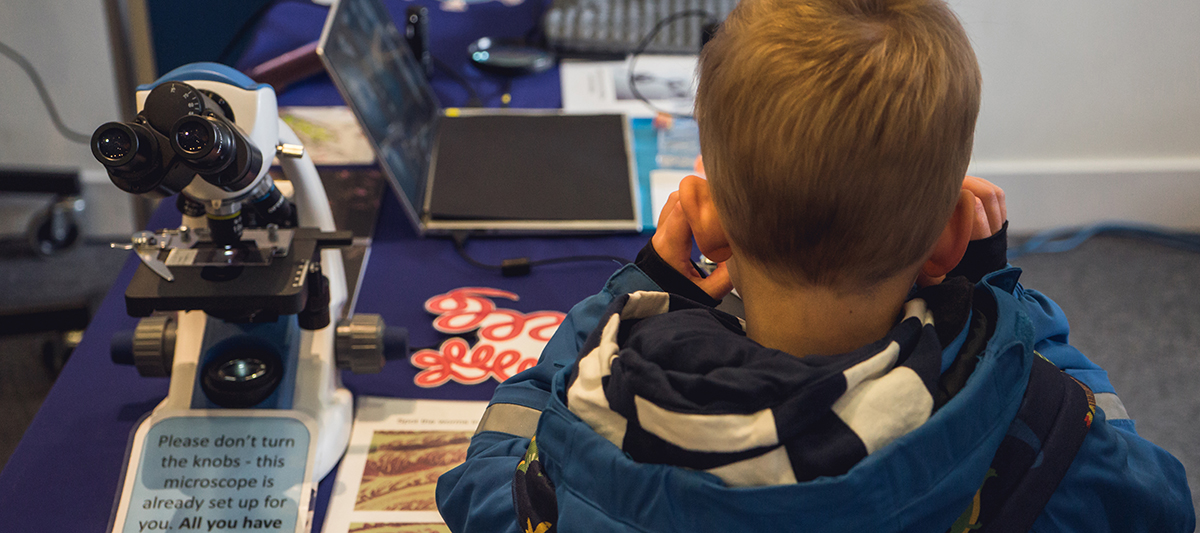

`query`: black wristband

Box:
[634,240,722,307]
[947,221,1009,283]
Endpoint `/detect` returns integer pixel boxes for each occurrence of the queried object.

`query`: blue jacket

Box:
[436,265,1194,532]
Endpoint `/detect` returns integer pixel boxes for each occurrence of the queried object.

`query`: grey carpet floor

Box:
[0,241,128,471]
[1,234,1196,516]
[0,332,61,470]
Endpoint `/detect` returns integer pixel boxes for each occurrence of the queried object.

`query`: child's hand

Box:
[963,176,1006,240]
[652,190,734,300]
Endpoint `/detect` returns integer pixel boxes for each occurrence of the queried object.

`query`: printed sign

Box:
[410,288,565,387]
[111,412,315,533]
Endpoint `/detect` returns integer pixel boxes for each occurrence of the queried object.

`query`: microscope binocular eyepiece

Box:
[90,81,265,197]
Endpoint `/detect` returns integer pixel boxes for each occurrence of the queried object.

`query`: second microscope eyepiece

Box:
[169,114,263,191]
[170,115,233,171]
[174,120,211,154]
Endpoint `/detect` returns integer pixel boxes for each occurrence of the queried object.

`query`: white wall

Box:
[0,0,134,235]
[952,0,1200,232]
[0,1,126,169]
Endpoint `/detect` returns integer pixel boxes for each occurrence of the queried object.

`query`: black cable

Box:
[627,10,714,119]
[432,56,483,107]
[0,40,92,144]
[452,232,628,277]
[529,254,631,267]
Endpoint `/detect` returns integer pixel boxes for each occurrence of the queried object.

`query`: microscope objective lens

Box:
[97,129,132,160]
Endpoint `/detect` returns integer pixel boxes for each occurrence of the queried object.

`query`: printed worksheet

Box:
[322,397,488,533]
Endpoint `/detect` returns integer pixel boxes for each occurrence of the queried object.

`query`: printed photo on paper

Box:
[322,398,487,532]
[355,430,472,511]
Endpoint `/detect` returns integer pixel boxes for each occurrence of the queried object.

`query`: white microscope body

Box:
[94,63,395,481]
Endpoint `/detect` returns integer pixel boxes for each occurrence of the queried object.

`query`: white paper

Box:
[560,56,699,118]
[648,168,694,222]
[279,106,376,166]
[321,398,489,533]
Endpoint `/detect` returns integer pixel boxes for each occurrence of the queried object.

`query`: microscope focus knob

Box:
[131,315,177,377]
[335,314,407,374]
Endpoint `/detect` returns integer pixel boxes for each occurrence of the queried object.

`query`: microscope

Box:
[91,63,403,486]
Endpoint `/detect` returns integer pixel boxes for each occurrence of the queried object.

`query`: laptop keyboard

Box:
[543,0,739,58]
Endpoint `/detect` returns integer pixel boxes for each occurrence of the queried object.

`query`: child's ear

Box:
[918,190,976,286]
[678,175,733,262]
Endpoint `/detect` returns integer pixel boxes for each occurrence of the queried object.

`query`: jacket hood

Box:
[535,274,1037,532]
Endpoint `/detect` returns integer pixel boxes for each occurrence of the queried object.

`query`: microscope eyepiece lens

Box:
[96,128,132,160]
[169,114,263,191]
[174,121,210,153]
[170,116,231,168]
[89,121,191,196]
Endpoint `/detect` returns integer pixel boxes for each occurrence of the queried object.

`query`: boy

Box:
[436,0,1194,530]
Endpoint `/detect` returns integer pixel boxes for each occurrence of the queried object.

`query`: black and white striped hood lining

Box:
[565,290,951,488]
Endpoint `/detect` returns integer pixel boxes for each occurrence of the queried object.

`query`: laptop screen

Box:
[318,0,439,228]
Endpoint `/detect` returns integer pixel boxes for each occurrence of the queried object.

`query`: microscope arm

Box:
[276,118,354,479]
[275,118,346,316]
[277,119,335,233]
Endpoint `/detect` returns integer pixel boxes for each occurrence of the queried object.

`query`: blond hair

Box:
[696,0,981,288]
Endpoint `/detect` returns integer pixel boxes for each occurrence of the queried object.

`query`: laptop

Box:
[316,0,643,235]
